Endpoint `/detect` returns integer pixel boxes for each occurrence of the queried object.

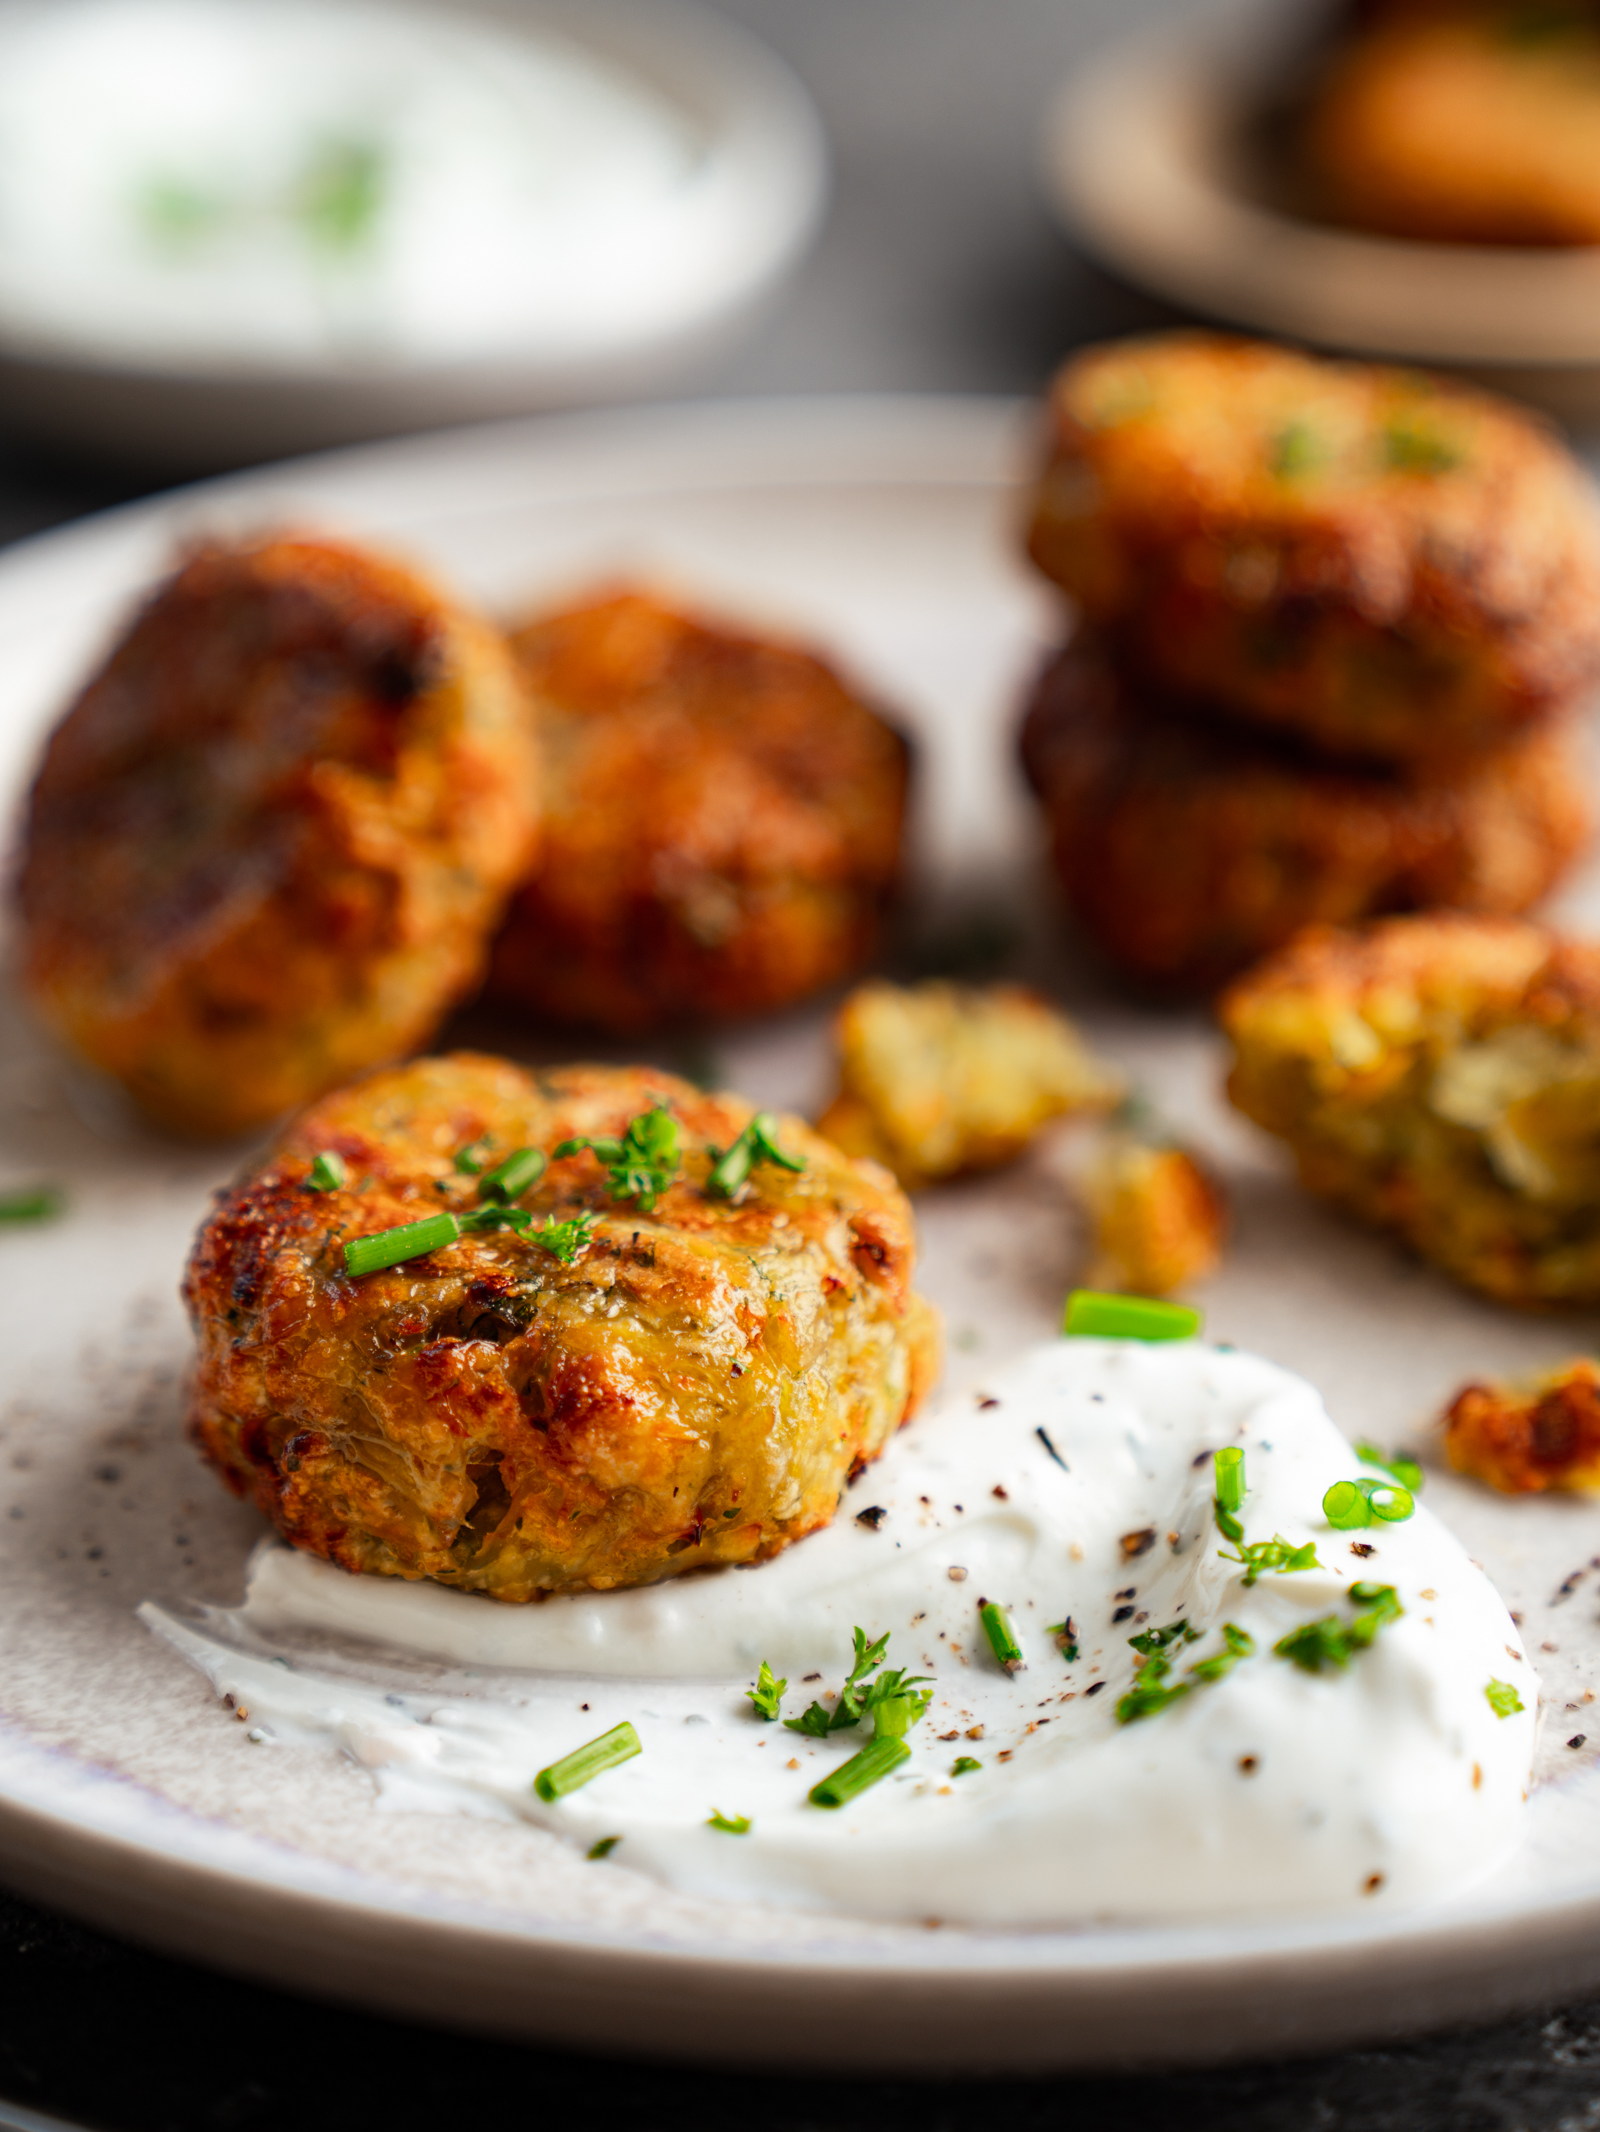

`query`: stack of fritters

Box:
[1019,334,1600,993]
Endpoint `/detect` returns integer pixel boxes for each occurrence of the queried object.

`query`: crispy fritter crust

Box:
[1221,913,1600,1305]
[1304,9,1600,246]
[1019,636,1591,993]
[1085,1134,1228,1298]
[1445,1358,1600,1493]
[185,1053,941,1597]
[1024,335,1600,765]
[486,589,910,1033]
[18,537,537,1138]
[814,979,1122,1191]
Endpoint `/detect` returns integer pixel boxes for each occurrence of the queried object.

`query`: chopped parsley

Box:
[1213,1449,1322,1583]
[306,1151,346,1192]
[533,1211,596,1265]
[707,1112,804,1198]
[978,1600,1024,1674]
[1354,1440,1424,1493]
[586,1835,622,1860]
[1274,1582,1401,1674]
[707,1808,751,1834]
[745,1660,786,1723]
[951,1755,982,1776]
[532,1721,642,1802]
[553,1108,681,1211]
[0,1185,64,1224]
[1187,1622,1254,1683]
[1485,1678,1524,1720]
[785,1627,930,1741]
[1116,1620,1254,1723]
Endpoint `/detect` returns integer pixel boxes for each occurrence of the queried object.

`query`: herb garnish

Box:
[1382,420,1462,476]
[453,1137,492,1176]
[342,1201,596,1276]
[1064,1290,1201,1341]
[1323,1476,1414,1530]
[306,1151,346,1192]
[1269,419,1323,480]
[745,1660,787,1722]
[1115,1620,1254,1723]
[788,1628,931,1752]
[586,1835,622,1860]
[979,1601,1024,1674]
[533,1211,596,1264]
[0,1185,63,1224]
[809,1735,910,1808]
[533,1721,642,1802]
[1045,1616,1080,1661]
[480,1146,547,1201]
[707,1112,804,1198]
[553,1108,681,1211]
[1354,1440,1424,1493]
[1274,1582,1401,1673]
[951,1756,982,1776]
[708,1808,752,1834]
[1187,1622,1254,1683]
[1485,1678,1524,1719]
[1213,1449,1322,1584]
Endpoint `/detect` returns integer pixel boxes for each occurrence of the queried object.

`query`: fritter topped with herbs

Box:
[18,536,537,1138]
[185,1053,940,1598]
[1025,335,1600,766]
[487,588,910,1033]
[1222,913,1600,1305]
[1019,635,1591,993]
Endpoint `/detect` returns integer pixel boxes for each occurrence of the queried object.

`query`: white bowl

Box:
[1040,0,1600,426]
[0,0,827,470]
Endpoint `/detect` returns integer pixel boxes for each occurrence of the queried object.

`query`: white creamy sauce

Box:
[0,0,704,365]
[141,1339,1538,1927]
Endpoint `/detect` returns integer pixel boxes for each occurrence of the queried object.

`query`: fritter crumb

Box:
[815,980,1122,1191]
[1085,1131,1228,1297]
[1446,1359,1600,1494]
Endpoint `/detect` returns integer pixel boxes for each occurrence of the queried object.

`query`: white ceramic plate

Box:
[5,396,1600,2073]
[1040,0,1600,426]
[0,0,825,470]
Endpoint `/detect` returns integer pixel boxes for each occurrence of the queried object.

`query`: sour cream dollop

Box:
[142,1339,1536,1926]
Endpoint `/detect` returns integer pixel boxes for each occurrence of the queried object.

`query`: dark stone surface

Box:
[0,0,1591,2122]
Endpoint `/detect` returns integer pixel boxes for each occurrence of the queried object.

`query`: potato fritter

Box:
[1445,1358,1600,1492]
[1221,913,1600,1306]
[1024,334,1600,766]
[814,979,1122,1191]
[1019,636,1591,993]
[18,536,537,1139]
[1304,6,1600,246]
[185,1053,941,1597]
[486,589,910,1033]
[1085,1130,1228,1297]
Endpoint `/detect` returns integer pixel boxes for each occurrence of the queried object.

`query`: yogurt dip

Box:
[142,1338,1537,1927]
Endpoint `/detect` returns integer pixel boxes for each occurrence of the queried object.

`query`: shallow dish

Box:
[4,396,1600,2070]
[1040,0,1600,426]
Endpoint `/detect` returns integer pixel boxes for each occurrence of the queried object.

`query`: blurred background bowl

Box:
[1040,0,1600,427]
[0,0,827,472]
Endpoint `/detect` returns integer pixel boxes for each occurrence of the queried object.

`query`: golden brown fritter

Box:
[1445,1357,1600,1492]
[1221,912,1600,1306]
[1024,335,1600,766]
[18,536,537,1139]
[486,589,910,1034]
[1019,636,1591,993]
[1085,1131,1228,1297]
[1304,6,1600,246]
[814,979,1122,1192]
[185,1053,941,1598]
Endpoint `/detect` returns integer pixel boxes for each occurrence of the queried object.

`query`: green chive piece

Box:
[586,1835,621,1860]
[481,1146,547,1202]
[809,1734,911,1809]
[951,1755,982,1776]
[1354,1440,1424,1494]
[0,1185,64,1224]
[1215,1446,1246,1516]
[306,1151,346,1192]
[979,1601,1024,1674]
[1323,1478,1370,1529]
[1485,1678,1524,1720]
[707,1808,751,1834]
[1064,1290,1201,1341]
[554,1108,681,1211]
[343,1212,460,1277]
[453,1137,492,1176]
[533,1721,642,1802]
[1368,1482,1414,1523]
[708,1112,806,1198]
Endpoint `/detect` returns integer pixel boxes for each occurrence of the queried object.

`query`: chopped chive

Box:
[533,1721,642,1802]
[343,1212,460,1277]
[586,1835,622,1860]
[979,1601,1024,1674]
[306,1151,346,1192]
[453,1136,492,1176]
[951,1755,982,1776]
[1064,1290,1201,1341]
[1354,1440,1423,1494]
[809,1734,911,1808]
[0,1185,63,1224]
[707,1808,751,1834]
[1323,1476,1414,1529]
[481,1146,547,1202]
[708,1112,805,1198]
[1214,1446,1246,1516]
[1485,1678,1524,1720]
[745,1660,786,1722]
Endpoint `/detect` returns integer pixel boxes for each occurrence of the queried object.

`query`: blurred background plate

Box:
[1039,0,1600,426]
[0,0,826,472]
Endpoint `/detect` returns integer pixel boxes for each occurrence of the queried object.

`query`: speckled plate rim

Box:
[4,396,1600,2072]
